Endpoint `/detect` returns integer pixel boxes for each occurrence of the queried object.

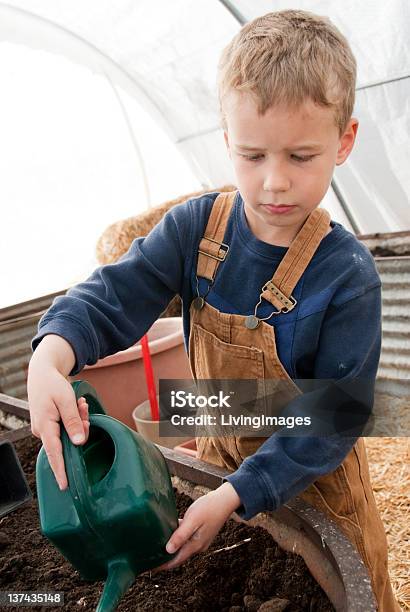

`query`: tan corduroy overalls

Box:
[188,191,398,611]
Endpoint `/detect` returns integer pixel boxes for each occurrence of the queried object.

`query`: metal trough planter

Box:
[0,393,376,611]
[160,446,377,612]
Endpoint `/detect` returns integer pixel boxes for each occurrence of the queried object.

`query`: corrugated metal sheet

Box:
[374,256,410,397]
[0,253,409,401]
[0,290,65,399]
[358,230,410,257]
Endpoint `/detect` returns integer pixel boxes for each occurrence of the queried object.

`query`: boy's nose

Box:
[263,163,291,193]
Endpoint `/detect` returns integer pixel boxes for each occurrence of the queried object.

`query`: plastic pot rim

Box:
[84,318,184,370]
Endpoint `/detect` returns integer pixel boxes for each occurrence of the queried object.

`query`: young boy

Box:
[28,10,398,610]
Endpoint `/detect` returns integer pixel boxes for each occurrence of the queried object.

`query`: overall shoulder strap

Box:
[196,191,236,282]
[261,208,331,312]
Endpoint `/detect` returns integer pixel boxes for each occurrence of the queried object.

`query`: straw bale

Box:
[96,185,235,265]
[365,437,410,610]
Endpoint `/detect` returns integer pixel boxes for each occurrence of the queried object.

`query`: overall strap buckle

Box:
[198,237,230,262]
[262,281,297,313]
[195,191,236,283]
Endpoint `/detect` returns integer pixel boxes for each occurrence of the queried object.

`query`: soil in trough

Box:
[0,435,334,612]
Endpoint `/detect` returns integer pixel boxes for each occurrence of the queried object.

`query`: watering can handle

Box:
[61,382,107,529]
[71,380,107,415]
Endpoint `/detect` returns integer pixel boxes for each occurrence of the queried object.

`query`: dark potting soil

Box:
[0,435,335,612]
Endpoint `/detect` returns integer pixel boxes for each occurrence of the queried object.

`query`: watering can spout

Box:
[96,559,135,612]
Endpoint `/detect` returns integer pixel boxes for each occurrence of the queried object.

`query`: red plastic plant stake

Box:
[140,333,159,422]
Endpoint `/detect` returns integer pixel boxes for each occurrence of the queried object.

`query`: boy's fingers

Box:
[83,420,90,440]
[166,520,201,554]
[78,399,90,442]
[155,536,202,572]
[59,397,86,444]
[77,399,89,427]
[41,421,68,490]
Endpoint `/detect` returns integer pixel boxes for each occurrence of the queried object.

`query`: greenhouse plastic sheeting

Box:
[0,0,409,232]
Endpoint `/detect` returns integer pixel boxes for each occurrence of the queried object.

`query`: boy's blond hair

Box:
[218,9,356,135]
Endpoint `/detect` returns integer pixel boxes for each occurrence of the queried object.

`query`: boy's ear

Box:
[336,118,359,165]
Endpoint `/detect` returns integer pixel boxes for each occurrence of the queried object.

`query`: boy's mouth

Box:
[263,204,296,214]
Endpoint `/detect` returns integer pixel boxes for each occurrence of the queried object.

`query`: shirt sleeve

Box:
[225,284,382,520]
[31,202,192,375]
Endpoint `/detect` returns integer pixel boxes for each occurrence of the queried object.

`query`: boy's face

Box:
[224,92,358,245]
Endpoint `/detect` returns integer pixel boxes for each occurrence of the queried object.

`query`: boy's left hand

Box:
[154,482,241,571]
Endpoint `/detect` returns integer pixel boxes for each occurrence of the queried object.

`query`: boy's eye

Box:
[241,154,264,161]
[240,153,316,163]
[291,154,315,162]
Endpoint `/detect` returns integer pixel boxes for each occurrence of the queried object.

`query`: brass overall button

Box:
[245,315,260,329]
[193,296,205,310]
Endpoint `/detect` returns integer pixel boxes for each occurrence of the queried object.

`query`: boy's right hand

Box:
[27,335,90,490]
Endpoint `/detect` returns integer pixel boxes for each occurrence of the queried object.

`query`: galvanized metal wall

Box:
[359,230,410,258]
[375,257,410,397]
[0,291,64,400]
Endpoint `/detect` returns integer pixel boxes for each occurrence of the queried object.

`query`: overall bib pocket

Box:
[190,322,265,380]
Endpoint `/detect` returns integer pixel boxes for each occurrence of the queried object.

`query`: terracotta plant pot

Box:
[71,318,192,429]
[132,398,192,449]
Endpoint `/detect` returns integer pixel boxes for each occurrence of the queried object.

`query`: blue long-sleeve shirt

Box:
[32,191,382,520]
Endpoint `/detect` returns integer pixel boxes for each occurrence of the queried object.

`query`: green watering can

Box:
[36,381,178,612]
